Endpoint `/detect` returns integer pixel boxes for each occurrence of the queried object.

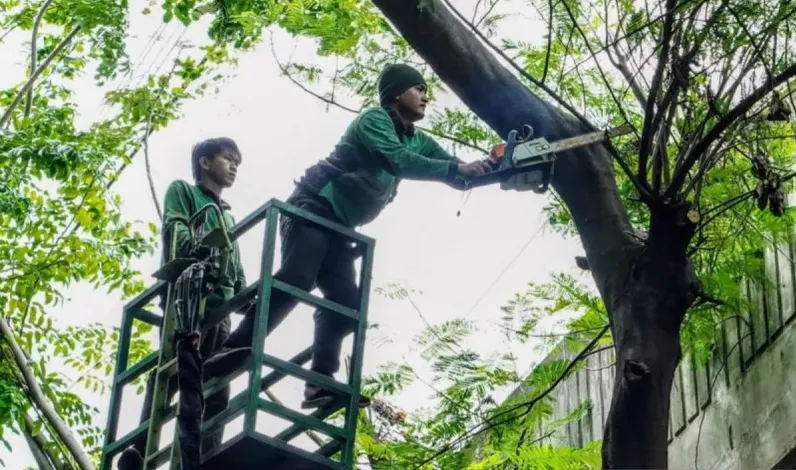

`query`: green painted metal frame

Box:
[100,198,375,470]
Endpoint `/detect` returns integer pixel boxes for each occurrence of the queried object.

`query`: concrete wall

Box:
[524,234,796,469]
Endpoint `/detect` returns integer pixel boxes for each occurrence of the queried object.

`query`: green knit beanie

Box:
[377,64,427,106]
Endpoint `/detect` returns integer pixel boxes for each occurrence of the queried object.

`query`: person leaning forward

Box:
[205,63,494,409]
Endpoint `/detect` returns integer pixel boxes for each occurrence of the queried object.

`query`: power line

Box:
[99,23,187,121]
[462,215,547,320]
[98,23,169,120]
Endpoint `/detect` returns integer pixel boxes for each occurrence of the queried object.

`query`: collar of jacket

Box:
[197,183,232,211]
[384,106,416,139]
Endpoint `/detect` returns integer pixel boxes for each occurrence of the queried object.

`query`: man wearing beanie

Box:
[206,63,493,409]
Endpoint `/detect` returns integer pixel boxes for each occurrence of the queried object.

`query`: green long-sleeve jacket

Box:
[294,106,464,227]
[161,180,246,308]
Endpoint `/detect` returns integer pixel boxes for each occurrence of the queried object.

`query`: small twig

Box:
[143,103,162,220]
[541,0,554,84]
[0,25,19,43]
[25,0,57,119]
[475,0,503,28]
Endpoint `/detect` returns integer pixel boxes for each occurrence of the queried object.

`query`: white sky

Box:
[1,1,590,467]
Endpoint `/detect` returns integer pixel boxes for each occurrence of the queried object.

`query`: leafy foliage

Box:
[345,284,603,469]
[0,0,240,466]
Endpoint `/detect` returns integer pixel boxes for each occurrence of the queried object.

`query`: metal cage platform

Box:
[100,199,375,470]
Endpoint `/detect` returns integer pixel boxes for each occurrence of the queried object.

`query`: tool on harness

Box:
[463,123,634,192]
[137,203,234,470]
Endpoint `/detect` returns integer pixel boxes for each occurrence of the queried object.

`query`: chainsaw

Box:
[463,123,633,193]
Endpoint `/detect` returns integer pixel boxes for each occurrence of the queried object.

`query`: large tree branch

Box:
[0,26,80,128]
[0,315,94,470]
[666,61,796,197]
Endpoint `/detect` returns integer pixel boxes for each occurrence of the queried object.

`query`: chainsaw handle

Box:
[520,124,534,141]
[501,125,533,170]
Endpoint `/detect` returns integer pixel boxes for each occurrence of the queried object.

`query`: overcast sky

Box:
[1,1,590,467]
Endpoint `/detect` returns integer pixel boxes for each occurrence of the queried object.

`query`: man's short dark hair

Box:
[191,137,240,180]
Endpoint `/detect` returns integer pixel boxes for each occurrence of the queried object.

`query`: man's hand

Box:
[457,160,492,178]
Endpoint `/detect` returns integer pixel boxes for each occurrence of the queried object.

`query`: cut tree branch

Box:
[667,61,796,197]
[0,315,94,470]
[0,26,80,129]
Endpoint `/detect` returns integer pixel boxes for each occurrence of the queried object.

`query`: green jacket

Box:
[294,106,463,227]
[161,180,246,308]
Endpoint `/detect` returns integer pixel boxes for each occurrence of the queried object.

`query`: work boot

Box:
[117,448,143,470]
[203,346,251,379]
[301,383,371,409]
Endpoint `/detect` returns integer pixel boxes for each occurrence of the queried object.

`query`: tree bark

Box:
[602,204,698,468]
[370,1,696,467]
[23,412,67,470]
[23,426,56,470]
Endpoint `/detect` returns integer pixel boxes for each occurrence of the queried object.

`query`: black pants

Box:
[224,192,359,378]
[129,319,230,458]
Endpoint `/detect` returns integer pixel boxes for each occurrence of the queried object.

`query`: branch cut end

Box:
[623,360,651,382]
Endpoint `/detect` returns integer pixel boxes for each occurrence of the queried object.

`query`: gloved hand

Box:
[457,160,492,178]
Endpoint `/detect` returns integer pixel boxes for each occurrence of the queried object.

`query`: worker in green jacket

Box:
[118,137,246,470]
[206,64,492,409]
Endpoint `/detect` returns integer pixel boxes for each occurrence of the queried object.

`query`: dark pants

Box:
[130,319,231,458]
[224,192,359,378]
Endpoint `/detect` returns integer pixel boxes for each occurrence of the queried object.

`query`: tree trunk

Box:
[602,204,697,468]
[370,1,697,467]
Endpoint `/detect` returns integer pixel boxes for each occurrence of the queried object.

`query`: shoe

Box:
[300,384,371,409]
[203,346,251,379]
[117,448,143,470]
